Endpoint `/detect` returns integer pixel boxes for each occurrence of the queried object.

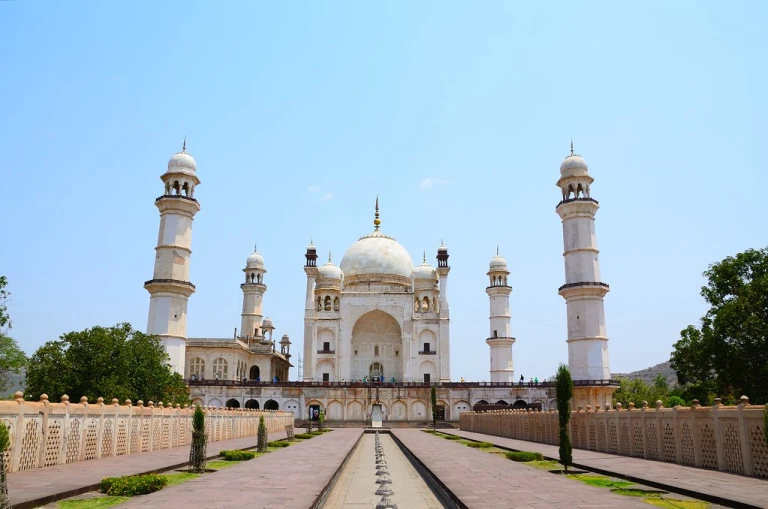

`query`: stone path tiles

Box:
[324,433,441,508]
[447,429,768,509]
[392,429,651,509]
[119,428,363,509]
[9,430,290,509]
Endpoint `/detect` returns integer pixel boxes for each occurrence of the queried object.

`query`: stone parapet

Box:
[0,392,293,473]
[459,399,768,479]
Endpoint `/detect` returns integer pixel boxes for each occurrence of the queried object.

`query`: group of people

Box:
[519,374,539,386]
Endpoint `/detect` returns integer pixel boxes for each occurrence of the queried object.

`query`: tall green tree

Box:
[0,277,27,393]
[555,363,573,471]
[25,323,189,405]
[671,248,768,404]
[430,386,437,430]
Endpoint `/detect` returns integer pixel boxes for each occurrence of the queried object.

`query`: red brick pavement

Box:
[118,428,363,509]
[10,430,291,509]
[447,429,768,509]
[393,429,650,508]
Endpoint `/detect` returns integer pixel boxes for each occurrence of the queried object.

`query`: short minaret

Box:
[486,248,515,382]
[556,143,611,385]
[436,241,451,382]
[144,141,201,376]
[240,245,267,339]
[302,241,318,381]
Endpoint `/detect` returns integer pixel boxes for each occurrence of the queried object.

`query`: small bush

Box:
[443,435,461,440]
[466,441,494,448]
[310,430,324,436]
[320,428,332,433]
[268,440,291,448]
[220,449,256,461]
[504,451,544,462]
[295,433,314,439]
[100,474,168,496]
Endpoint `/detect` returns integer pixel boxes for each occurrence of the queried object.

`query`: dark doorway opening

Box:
[436,405,446,420]
[512,399,529,410]
[264,399,279,410]
[309,404,320,421]
[245,399,259,410]
[249,365,260,380]
[226,398,240,409]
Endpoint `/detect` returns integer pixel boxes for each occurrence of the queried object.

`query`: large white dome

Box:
[340,231,414,286]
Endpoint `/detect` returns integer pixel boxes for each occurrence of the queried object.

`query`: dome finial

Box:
[570,138,574,156]
[496,244,499,256]
[254,242,258,253]
[423,250,426,263]
[373,196,381,230]
[182,136,187,153]
[328,250,332,262]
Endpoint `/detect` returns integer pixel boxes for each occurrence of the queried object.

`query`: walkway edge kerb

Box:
[388,431,466,509]
[310,432,364,509]
[440,431,762,509]
[11,436,286,509]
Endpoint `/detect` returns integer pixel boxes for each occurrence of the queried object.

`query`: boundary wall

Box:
[1,392,293,473]
[460,397,768,479]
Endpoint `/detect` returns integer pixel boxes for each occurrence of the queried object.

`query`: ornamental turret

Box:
[240,245,267,340]
[144,141,201,375]
[556,143,611,386]
[436,241,451,381]
[302,240,318,380]
[486,248,514,382]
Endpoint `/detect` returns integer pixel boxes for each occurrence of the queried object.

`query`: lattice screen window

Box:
[749,422,768,478]
[212,358,228,379]
[608,421,618,454]
[723,423,744,474]
[101,420,113,458]
[662,422,676,462]
[43,419,62,467]
[83,419,98,461]
[65,419,81,464]
[680,422,695,466]
[699,422,718,469]
[646,422,659,460]
[190,357,205,378]
[18,420,42,471]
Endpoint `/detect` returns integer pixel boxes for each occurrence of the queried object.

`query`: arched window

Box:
[316,296,322,311]
[333,297,339,311]
[374,345,379,356]
[421,296,429,311]
[173,181,180,195]
[189,358,205,378]
[226,398,240,409]
[249,365,260,380]
[182,182,189,197]
[369,362,384,379]
[324,296,331,310]
[212,358,228,379]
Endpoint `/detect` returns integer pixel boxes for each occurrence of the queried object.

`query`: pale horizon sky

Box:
[1,1,765,383]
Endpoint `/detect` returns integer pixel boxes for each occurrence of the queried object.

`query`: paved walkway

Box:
[446,429,768,509]
[393,429,650,508]
[324,433,441,508]
[119,429,363,508]
[10,430,291,509]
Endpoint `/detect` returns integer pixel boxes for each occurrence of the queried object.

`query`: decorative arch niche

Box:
[350,310,402,381]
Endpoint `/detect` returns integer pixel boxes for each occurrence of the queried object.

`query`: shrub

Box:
[295,433,314,439]
[268,440,291,448]
[310,430,324,436]
[100,474,168,496]
[220,450,256,461]
[505,451,544,462]
[320,428,332,433]
[466,441,493,448]
[443,435,461,440]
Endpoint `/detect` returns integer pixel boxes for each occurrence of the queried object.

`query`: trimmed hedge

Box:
[466,441,494,448]
[505,451,544,462]
[220,449,256,461]
[295,433,314,439]
[442,435,461,440]
[268,440,291,448]
[100,474,168,496]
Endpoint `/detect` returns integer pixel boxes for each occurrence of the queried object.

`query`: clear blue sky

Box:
[1,1,765,383]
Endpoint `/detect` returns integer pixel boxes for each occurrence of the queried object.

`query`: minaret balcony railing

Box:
[417,350,437,355]
[558,281,610,292]
[240,282,267,289]
[317,349,335,354]
[556,197,599,208]
[155,194,199,203]
[144,278,196,289]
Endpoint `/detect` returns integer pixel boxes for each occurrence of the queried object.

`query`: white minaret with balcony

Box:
[302,241,318,381]
[486,248,515,382]
[556,143,611,381]
[436,241,451,382]
[240,245,267,340]
[145,141,201,375]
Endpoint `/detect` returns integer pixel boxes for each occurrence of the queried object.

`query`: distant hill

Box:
[612,361,679,389]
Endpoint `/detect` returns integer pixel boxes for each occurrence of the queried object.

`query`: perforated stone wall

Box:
[0,395,293,473]
[459,400,768,479]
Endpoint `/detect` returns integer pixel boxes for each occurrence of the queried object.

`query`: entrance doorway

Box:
[371,404,383,428]
[435,405,445,420]
[309,404,320,421]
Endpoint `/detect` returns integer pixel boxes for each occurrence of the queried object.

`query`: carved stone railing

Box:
[459,397,768,479]
[0,392,293,473]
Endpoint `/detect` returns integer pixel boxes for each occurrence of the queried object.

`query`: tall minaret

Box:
[556,143,611,389]
[240,245,267,339]
[302,240,318,381]
[144,141,201,376]
[486,248,515,382]
[436,241,451,382]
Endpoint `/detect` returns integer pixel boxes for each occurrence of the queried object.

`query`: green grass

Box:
[524,460,563,470]
[268,440,291,447]
[567,474,634,489]
[643,499,710,508]
[58,497,130,509]
[296,433,314,439]
[207,460,237,470]
[162,472,199,487]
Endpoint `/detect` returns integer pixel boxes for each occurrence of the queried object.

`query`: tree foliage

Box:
[671,248,768,404]
[0,277,27,393]
[25,323,189,405]
[430,386,437,429]
[555,363,573,470]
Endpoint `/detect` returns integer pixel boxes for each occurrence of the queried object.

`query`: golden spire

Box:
[373,196,381,230]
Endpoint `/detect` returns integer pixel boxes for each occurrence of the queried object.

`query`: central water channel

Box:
[322,432,442,508]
